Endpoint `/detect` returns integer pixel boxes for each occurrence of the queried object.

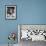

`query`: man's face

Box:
[10,9,13,14]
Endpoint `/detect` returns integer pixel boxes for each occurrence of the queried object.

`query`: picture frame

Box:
[18,24,46,42]
[5,5,16,20]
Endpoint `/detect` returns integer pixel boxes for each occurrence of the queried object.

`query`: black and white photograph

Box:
[5,5,16,20]
[18,25,46,46]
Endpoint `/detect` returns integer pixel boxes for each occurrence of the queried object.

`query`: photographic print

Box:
[18,24,46,46]
[5,5,16,20]
[18,24,46,41]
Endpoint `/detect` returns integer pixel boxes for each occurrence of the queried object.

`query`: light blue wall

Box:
[0,0,46,44]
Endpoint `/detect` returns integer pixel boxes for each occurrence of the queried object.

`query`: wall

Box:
[0,0,46,44]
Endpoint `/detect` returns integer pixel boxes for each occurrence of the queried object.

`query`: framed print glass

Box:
[5,5,16,20]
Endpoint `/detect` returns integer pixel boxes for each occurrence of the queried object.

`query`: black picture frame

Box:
[5,5,17,20]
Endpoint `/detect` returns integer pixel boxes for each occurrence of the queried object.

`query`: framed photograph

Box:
[5,5,16,20]
[18,24,46,42]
